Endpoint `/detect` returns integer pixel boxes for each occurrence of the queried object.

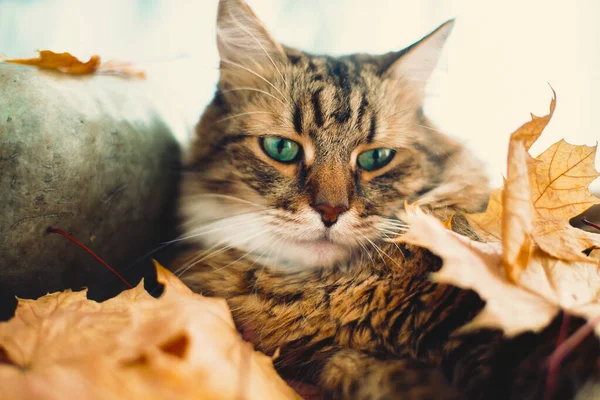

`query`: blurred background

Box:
[1,0,599,190]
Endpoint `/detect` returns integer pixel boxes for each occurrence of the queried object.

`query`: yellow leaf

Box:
[464,95,556,242]
[399,93,600,339]
[401,207,558,336]
[4,50,100,74]
[0,263,300,400]
[512,92,556,151]
[464,189,503,241]
[3,50,145,78]
[502,141,535,282]
[529,139,600,261]
[465,95,600,268]
[401,206,600,337]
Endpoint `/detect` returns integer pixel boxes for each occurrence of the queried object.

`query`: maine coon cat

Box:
[173,1,600,398]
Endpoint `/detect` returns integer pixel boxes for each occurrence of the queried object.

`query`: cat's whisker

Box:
[380,216,408,225]
[363,235,401,268]
[210,219,303,274]
[246,229,294,295]
[188,193,270,210]
[220,59,289,105]
[378,228,405,237]
[379,223,409,232]
[378,231,406,260]
[212,239,265,273]
[169,214,271,245]
[413,123,445,135]
[212,111,275,126]
[219,87,287,107]
[379,221,409,230]
[357,234,378,269]
[176,224,269,278]
[381,221,409,229]
[181,208,264,227]
[413,123,462,169]
[380,107,413,124]
[172,222,270,277]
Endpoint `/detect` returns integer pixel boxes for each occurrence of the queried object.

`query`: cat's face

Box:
[180,0,488,269]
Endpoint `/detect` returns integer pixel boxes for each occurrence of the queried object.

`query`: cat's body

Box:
[173,1,599,398]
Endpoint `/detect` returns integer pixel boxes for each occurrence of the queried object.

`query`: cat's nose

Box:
[312,203,348,227]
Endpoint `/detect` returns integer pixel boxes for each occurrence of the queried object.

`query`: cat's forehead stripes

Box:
[290,54,381,146]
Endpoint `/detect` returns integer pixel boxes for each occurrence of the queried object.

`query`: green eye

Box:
[261,137,300,163]
[357,148,395,171]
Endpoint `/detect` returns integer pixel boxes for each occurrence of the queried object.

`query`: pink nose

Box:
[312,203,348,227]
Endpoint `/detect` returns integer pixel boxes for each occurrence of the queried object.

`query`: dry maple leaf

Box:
[401,206,600,337]
[465,95,600,281]
[0,262,300,400]
[4,50,100,74]
[396,94,600,338]
[3,50,145,78]
[402,205,559,336]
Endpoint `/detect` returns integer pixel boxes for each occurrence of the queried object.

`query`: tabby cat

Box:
[173,1,600,398]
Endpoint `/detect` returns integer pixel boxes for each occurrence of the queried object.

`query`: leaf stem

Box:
[47,227,133,289]
[544,313,600,400]
[582,217,600,232]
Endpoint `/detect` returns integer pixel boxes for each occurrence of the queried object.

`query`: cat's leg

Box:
[319,349,459,400]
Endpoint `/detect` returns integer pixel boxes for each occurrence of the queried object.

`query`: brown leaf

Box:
[402,206,600,337]
[397,93,600,338]
[3,50,145,78]
[464,189,503,241]
[530,140,600,261]
[465,95,600,268]
[4,50,100,74]
[502,142,535,282]
[401,206,559,336]
[0,263,300,400]
[464,95,556,241]
[512,92,556,151]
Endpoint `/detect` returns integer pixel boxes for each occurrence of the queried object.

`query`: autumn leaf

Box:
[401,205,600,337]
[2,50,145,78]
[402,205,558,335]
[4,50,100,74]
[529,139,600,261]
[465,189,503,241]
[502,142,535,282]
[397,93,600,338]
[465,95,600,278]
[0,262,300,400]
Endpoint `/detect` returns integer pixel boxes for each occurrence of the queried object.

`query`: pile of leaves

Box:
[398,93,600,397]
[399,94,600,336]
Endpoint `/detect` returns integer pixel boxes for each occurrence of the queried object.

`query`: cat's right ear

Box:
[382,20,454,100]
[216,0,286,77]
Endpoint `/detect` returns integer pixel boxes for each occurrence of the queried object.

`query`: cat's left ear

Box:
[216,0,286,71]
[383,20,454,98]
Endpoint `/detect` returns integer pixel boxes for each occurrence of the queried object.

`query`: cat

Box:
[172,0,600,398]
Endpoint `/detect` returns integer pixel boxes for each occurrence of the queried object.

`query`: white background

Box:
[1,0,599,190]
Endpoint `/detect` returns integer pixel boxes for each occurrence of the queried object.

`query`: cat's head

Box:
[181,0,489,269]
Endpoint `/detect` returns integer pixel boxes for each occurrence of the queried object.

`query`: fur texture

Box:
[173,1,599,398]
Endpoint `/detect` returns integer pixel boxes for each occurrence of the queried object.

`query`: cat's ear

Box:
[216,0,286,71]
[383,20,454,98]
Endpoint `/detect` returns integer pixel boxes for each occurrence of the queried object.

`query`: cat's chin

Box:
[258,236,352,270]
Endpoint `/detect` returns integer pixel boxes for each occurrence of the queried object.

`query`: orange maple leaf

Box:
[0,262,300,400]
[3,50,145,78]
